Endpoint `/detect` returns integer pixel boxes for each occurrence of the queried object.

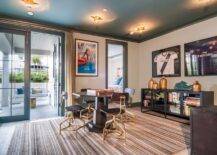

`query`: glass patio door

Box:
[56,37,64,116]
[49,33,64,117]
[0,29,29,122]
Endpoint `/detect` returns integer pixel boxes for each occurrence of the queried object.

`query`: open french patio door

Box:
[0,28,30,123]
[54,36,65,116]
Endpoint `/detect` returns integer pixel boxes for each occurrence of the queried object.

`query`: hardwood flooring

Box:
[0,107,190,155]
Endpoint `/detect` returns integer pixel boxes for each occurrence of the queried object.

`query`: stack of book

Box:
[184,97,200,107]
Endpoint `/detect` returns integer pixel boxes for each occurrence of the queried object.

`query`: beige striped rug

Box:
[7,108,190,155]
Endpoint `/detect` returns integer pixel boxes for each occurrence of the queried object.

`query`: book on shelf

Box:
[184,105,191,116]
[143,100,150,107]
[145,96,152,100]
[169,104,181,114]
[184,97,200,107]
[168,92,181,104]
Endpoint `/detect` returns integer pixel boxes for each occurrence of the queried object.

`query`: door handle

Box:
[61,91,68,100]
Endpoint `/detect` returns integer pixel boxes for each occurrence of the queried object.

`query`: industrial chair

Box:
[102,95,126,141]
[109,92,135,123]
[59,92,94,135]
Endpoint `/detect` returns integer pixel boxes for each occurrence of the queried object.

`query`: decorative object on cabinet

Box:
[148,78,155,89]
[174,81,192,90]
[185,36,217,76]
[152,82,159,89]
[75,39,98,76]
[159,77,167,89]
[141,88,214,120]
[192,81,201,92]
[152,45,181,77]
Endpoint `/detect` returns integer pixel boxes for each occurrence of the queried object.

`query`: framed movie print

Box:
[185,36,217,76]
[152,45,181,77]
[75,39,98,76]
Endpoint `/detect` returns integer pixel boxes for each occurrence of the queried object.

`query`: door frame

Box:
[0,27,30,122]
[0,24,65,122]
[29,30,65,117]
[105,39,128,90]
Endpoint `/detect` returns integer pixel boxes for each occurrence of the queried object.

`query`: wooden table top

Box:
[72,92,113,98]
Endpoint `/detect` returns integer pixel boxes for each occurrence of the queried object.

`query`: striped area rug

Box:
[7,108,190,155]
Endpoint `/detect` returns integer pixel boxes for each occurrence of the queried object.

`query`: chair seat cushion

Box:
[107,108,125,115]
[66,105,84,112]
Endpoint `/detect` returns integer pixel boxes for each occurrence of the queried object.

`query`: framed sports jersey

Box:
[152,46,181,77]
[185,36,217,76]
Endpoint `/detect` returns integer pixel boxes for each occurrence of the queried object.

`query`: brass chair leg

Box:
[102,115,126,141]
[59,112,74,135]
[102,129,107,140]
[121,111,135,123]
[75,118,87,137]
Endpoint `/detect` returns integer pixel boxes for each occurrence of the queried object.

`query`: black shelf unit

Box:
[141,88,214,119]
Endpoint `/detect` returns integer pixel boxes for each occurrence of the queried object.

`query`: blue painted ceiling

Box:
[0,0,217,42]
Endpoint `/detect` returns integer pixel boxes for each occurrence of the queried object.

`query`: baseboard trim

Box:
[130,102,140,107]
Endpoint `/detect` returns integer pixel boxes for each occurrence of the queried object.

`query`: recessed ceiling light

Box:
[27,11,34,16]
[103,8,108,12]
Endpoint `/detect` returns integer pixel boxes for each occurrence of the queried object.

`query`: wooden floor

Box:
[0,107,190,155]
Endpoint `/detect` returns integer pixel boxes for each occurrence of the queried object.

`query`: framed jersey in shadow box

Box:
[152,45,181,77]
[185,36,217,76]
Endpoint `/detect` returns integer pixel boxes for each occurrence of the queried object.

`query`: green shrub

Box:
[8,71,49,83]
[31,71,49,83]
[10,73,24,83]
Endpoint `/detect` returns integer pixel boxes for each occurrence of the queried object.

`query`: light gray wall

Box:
[73,32,140,102]
[139,16,217,105]
[73,16,217,105]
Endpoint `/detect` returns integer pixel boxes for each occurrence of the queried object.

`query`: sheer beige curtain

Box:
[0,17,75,105]
[65,32,75,105]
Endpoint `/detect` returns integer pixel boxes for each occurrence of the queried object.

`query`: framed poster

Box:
[185,36,217,76]
[152,45,181,77]
[75,39,98,76]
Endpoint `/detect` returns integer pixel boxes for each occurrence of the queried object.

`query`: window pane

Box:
[12,34,25,116]
[0,32,13,117]
[107,44,124,92]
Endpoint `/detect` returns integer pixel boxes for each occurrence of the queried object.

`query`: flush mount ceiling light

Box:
[196,0,216,10]
[91,15,103,24]
[22,0,38,7]
[102,8,108,12]
[22,0,39,16]
[130,26,146,35]
[198,0,213,3]
[188,0,216,8]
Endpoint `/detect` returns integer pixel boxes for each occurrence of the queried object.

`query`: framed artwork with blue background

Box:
[75,39,98,76]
